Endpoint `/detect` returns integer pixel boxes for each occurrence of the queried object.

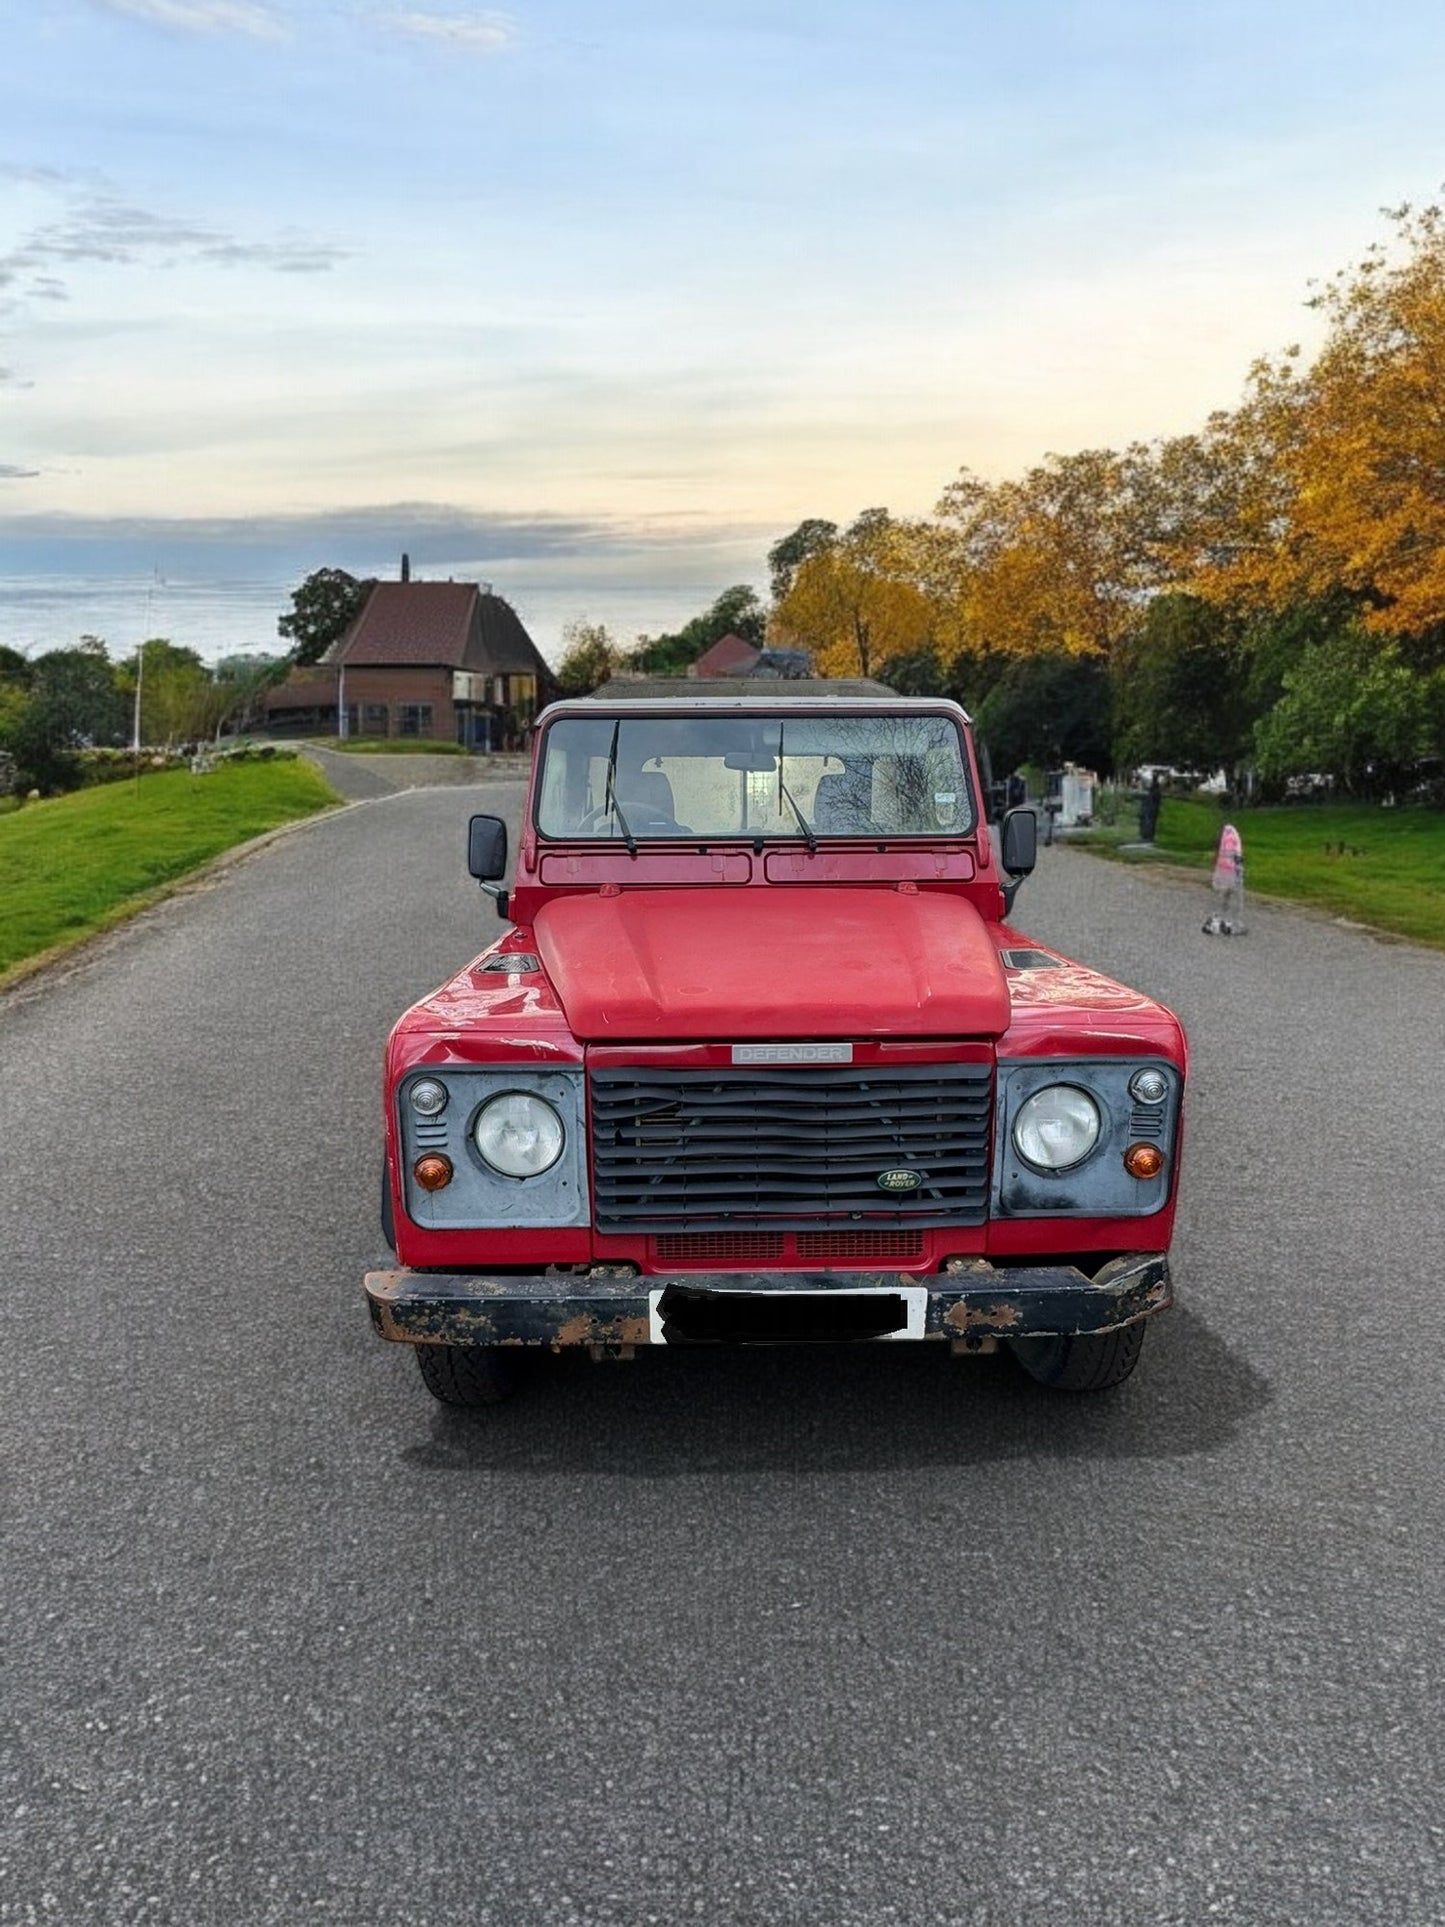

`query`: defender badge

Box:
[876,1168,923,1193]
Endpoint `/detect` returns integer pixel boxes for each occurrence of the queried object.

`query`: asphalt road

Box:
[2,787,1443,1927]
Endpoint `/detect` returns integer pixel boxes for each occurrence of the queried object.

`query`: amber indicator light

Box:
[413,1153,454,1192]
[1124,1143,1165,1180]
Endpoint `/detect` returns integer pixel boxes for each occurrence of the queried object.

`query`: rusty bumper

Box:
[365,1252,1171,1349]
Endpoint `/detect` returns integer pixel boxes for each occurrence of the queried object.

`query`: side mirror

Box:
[468,815,507,881]
[468,814,510,921]
[1000,807,1037,877]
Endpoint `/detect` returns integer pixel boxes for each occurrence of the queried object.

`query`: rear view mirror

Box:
[468,814,508,880]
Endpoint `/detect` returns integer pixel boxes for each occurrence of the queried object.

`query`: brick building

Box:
[265,576,552,749]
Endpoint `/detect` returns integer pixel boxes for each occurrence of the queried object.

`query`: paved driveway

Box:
[1,793,1441,1926]
[302,745,529,800]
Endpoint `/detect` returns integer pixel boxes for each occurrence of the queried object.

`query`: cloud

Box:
[198,238,349,272]
[89,0,288,39]
[0,504,775,583]
[16,199,245,268]
[371,8,514,53]
[0,186,349,319]
[0,163,86,188]
[0,465,41,480]
[0,503,622,567]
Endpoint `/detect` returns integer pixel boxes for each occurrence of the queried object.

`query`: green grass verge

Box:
[1071,798,1445,949]
[311,737,471,755]
[0,758,339,980]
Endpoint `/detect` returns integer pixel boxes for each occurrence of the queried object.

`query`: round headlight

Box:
[409,1078,449,1117]
[1128,1067,1170,1105]
[1013,1085,1102,1171]
[473,1092,564,1178]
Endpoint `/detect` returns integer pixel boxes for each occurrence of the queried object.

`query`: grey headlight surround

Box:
[397,1067,589,1229]
[994,1057,1181,1219]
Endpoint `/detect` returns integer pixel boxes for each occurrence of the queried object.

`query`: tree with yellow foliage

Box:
[770,510,934,677]
[1184,203,1445,645]
[934,448,1156,665]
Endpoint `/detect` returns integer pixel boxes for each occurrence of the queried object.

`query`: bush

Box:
[71,742,298,785]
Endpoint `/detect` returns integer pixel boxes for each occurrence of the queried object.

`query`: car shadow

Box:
[398,1304,1270,1476]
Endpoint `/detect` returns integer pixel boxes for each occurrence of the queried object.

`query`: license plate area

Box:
[649,1283,927,1345]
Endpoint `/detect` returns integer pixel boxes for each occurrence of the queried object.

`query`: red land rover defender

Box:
[365,681,1186,1404]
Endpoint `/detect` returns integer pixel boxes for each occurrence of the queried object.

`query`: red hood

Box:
[531,887,1010,1041]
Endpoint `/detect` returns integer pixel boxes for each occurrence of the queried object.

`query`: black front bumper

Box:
[365,1252,1171,1349]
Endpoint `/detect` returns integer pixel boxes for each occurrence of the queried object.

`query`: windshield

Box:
[535,712,976,841]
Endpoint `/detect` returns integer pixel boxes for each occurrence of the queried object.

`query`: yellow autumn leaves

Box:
[772,203,1445,674]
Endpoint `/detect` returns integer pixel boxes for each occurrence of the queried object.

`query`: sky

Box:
[4,0,1445,664]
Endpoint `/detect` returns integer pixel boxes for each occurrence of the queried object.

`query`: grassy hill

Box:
[0,757,338,981]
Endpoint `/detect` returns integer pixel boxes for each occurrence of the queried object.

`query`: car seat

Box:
[616,768,689,833]
[812,767,873,833]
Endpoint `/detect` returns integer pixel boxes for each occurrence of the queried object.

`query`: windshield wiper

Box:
[776,723,817,853]
[603,717,638,858]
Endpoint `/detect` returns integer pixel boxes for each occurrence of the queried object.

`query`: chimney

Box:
[401,552,411,582]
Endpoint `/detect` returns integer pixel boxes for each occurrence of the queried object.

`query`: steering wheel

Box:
[625,810,692,834]
[574,803,692,835]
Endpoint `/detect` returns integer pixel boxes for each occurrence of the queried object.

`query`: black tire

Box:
[1008,1321,1146,1392]
[414,1343,519,1407]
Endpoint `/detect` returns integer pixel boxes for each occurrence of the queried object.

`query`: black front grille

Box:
[590,1063,993,1232]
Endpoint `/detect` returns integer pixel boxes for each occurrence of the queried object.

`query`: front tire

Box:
[1008,1321,1146,1392]
[414,1343,519,1407]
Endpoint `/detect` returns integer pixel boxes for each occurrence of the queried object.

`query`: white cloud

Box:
[371,8,514,53]
[0,187,349,328]
[91,0,288,40]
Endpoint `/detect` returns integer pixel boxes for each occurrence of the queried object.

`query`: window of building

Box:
[363,704,389,737]
[397,704,433,738]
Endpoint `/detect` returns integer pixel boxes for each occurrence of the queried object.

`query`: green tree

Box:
[0,646,34,687]
[278,568,373,666]
[2,640,126,789]
[554,620,622,697]
[975,653,1112,775]
[0,683,31,776]
[1112,595,1252,776]
[214,652,291,735]
[1236,594,1365,724]
[119,640,214,745]
[630,585,767,676]
[874,647,946,696]
[1254,627,1435,796]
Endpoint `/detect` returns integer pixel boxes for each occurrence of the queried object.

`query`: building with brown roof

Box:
[689,632,761,678]
[265,571,552,749]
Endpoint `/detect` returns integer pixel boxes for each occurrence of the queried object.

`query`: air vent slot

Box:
[1001,949,1061,971]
